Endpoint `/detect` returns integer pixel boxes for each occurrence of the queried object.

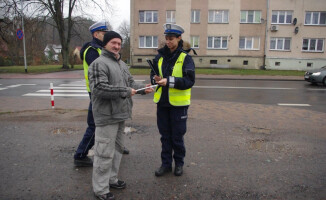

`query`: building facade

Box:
[130,0,326,70]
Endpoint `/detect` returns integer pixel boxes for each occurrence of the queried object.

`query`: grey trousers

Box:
[92,121,125,195]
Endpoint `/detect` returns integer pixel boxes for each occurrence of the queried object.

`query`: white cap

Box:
[163,23,184,35]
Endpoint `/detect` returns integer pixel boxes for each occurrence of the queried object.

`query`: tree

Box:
[118,20,130,64]
[1,0,112,69]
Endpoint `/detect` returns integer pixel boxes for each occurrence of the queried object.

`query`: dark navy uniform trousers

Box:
[157,105,188,168]
[74,93,95,159]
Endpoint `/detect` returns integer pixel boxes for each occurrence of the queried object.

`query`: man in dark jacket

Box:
[89,31,154,200]
[151,23,195,177]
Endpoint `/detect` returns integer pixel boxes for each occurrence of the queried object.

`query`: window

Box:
[166,10,176,23]
[240,11,261,23]
[305,11,326,25]
[190,36,199,48]
[191,10,200,23]
[139,11,158,23]
[275,62,281,66]
[208,10,229,23]
[207,36,228,49]
[270,38,291,51]
[138,58,142,63]
[210,60,218,64]
[272,11,293,24]
[239,37,260,50]
[302,38,324,52]
[139,36,158,48]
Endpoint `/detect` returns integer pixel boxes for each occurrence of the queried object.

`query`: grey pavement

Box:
[1,70,325,200]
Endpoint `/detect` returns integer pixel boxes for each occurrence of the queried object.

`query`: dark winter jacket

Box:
[150,40,195,107]
[80,38,104,66]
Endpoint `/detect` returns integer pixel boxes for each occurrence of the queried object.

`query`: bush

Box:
[0,56,13,66]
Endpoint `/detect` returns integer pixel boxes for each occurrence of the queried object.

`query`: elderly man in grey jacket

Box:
[88,31,154,200]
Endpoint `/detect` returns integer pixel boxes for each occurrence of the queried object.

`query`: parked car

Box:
[304,66,326,86]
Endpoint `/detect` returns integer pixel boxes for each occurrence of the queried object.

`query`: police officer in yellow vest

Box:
[151,23,195,177]
[73,21,109,167]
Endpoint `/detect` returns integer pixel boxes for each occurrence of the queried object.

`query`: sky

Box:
[93,0,130,31]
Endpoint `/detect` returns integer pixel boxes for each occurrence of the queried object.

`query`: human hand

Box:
[154,75,162,82]
[131,88,137,96]
[156,78,167,86]
[144,84,155,94]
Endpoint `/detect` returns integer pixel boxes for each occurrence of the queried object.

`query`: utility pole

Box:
[20,0,27,73]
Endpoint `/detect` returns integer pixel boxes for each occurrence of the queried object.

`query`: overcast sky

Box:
[94,0,130,31]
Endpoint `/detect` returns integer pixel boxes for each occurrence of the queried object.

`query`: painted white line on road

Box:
[194,86,295,90]
[37,90,88,93]
[7,84,36,88]
[57,80,145,87]
[0,88,8,90]
[7,85,21,88]
[23,93,89,97]
[278,103,311,107]
[52,87,86,89]
[59,84,85,87]
[307,88,326,91]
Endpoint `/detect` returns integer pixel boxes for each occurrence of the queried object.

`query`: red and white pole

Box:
[50,83,54,109]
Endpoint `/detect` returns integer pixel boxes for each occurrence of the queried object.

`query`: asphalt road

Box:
[0,77,325,113]
[0,74,325,200]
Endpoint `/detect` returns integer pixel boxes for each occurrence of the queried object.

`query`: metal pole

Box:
[263,0,270,70]
[20,0,27,73]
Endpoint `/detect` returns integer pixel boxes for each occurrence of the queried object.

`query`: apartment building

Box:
[130,0,326,70]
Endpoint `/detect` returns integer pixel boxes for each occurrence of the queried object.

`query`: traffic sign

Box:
[16,29,24,40]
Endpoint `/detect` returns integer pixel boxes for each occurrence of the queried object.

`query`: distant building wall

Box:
[130,0,326,70]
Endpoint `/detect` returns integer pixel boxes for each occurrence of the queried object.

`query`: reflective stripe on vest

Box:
[83,46,101,92]
[153,52,191,106]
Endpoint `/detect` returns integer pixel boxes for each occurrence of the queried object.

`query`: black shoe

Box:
[94,192,115,200]
[155,166,172,177]
[123,147,129,155]
[74,157,93,167]
[110,180,126,189]
[174,166,183,176]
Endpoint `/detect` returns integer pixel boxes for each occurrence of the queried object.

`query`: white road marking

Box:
[7,85,21,88]
[0,88,8,90]
[23,93,89,97]
[59,84,85,87]
[7,84,36,88]
[307,88,326,91]
[277,103,311,107]
[193,86,295,90]
[37,90,87,93]
[52,87,86,89]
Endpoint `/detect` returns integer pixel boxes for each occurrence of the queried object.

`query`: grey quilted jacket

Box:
[88,49,145,126]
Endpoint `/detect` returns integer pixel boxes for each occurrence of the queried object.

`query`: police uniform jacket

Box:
[80,38,103,66]
[151,41,195,107]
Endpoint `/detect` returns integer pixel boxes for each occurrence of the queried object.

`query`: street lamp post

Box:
[20,0,27,73]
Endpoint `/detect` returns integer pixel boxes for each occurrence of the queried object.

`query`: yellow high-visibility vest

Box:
[83,46,101,92]
[153,52,191,106]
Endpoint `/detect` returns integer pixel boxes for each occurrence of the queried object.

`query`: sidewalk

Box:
[0,70,303,81]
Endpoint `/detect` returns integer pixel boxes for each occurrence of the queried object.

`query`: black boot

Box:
[174,166,183,176]
[74,157,93,167]
[155,166,172,177]
[123,147,129,155]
